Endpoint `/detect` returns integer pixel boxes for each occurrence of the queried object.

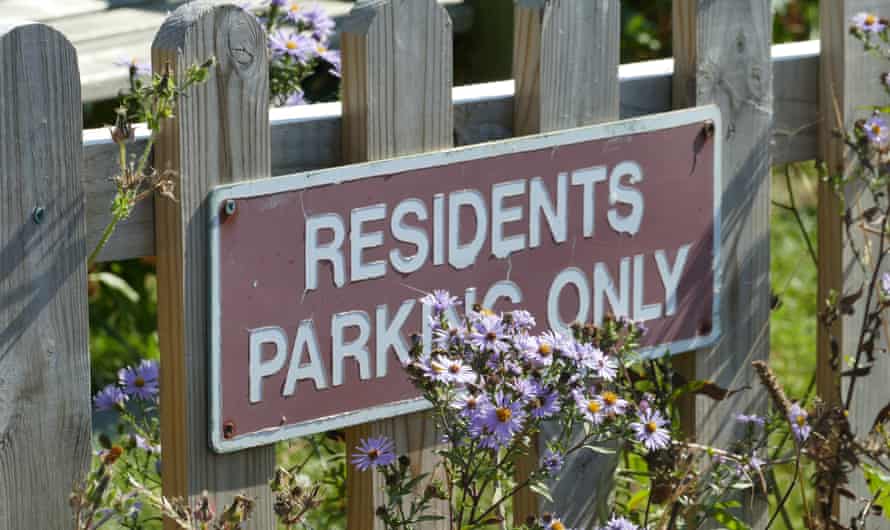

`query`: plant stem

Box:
[88,214,121,268]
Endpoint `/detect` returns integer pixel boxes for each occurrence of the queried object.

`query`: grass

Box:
[768,163,819,529]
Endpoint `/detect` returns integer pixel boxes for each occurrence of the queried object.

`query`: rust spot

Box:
[223,421,236,439]
[703,120,715,138]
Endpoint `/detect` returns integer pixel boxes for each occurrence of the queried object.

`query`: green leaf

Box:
[91,272,139,303]
[862,463,890,520]
[529,480,553,502]
[584,445,617,455]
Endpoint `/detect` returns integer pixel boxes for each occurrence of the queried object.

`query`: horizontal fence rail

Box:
[84,40,819,263]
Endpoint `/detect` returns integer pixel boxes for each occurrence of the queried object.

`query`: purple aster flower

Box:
[602,516,640,530]
[530,388,560,419]
[542,516,573,530]
[283,89,307,106]
[538,330,573,358]
[320,48,341,78]
[522,335,556,367]
[852,12,886,33]
[865,115,890,145]
[269,30,314,63]
[452,391,487,419]
[577,395,606,425]
[598,390,628,416]
[512,378,540,402]
[351,436,396,471]
[133,434,160,454]
[581,346,618,381]
[440,356,476,386]
[882,272,890,297]
[94,384,127,412]
[434,325,466,350]
[113,56,151,76]
[470,314,509,354]
[421,289,461,315]
[304,4,336,41]
[541,448,564,476]
[119,360,159,400]
[788,402,811,442]
[472,392,525,448]
[735,413,766,427]
[510,309,537,333]
[631,409,671,452]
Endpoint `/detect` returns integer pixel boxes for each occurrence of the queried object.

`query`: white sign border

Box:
[208,105,723,453]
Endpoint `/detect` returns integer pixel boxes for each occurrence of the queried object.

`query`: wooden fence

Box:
[0,0,885,528]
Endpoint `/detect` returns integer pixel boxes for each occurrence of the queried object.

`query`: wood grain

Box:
[340,1,453,528]
[512,1,620,526]
[0,21,91,529]
[85,43,820,263]
[673,0,772,526]
[150,4,275,528]
[819,1,890,526]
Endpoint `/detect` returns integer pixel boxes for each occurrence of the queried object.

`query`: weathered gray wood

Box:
[150,4,275,528]
[83,41,820,263]
[673,0,771,526]
[511,1,621,525]
[818,1,890,526]
[0,21,91,529]
[340,1,452,528]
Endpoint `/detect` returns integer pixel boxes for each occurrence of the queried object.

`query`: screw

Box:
[223,199,237,217]
[703,120,715,138]
[31,206,45,225]
[223,421,236,439]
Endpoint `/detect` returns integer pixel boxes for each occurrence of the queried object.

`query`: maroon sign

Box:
[208,106,721,452]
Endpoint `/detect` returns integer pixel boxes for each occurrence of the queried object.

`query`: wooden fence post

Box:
[151,4,276,528]
[340,1,452,528]
[819,1,890,526]
[0,21,91,529]
[511,1,621,526]
[673,0,772,526]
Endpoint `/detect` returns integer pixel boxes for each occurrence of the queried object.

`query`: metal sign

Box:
[208,105,722,452]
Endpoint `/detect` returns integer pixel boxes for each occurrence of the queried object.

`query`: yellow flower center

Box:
[602,391,618,406]
[317,45,327,54]
[289,4,301,12]
[496,407,512,423]
[587,401,601,414]
[552,522,566,530]
[873,124,882,136]
[538,343,552,357]
[795,414,806,427]
[448,363,461,374]
[867,14,878,26]
[645,421,659,433]
[134,377,145,388]
[285,41,298,50]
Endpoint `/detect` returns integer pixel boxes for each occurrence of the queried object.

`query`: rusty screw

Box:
[223,421,236,439]
[703,120,715,138]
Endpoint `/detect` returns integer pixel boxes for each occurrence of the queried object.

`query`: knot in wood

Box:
[224,13,262,77]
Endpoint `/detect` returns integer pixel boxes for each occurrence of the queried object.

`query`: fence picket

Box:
[818,1,890,526]
[511,0,622,526]
[150,4,276,529]
[0,21,91,529]
[340,1,453,528]
[672,0,772,526]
